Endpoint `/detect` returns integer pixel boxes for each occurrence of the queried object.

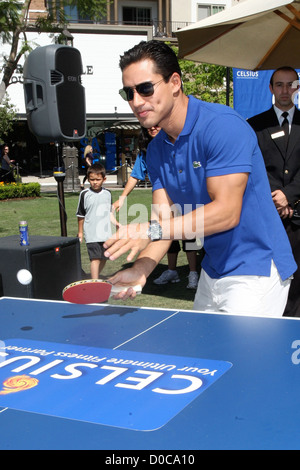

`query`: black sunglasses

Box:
[119,77,169,102]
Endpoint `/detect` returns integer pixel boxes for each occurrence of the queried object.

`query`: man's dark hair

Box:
[270,66,299,86]
[119,40,182,81]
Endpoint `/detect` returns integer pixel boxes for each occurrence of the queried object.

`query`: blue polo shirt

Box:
[147,96,296,280]
[131,152,147,181]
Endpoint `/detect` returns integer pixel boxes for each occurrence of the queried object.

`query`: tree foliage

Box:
[66,0,107,22]
[0,0,107,101]
[171,45,233,106]
[0,93,17,144]
[0,1,23,42]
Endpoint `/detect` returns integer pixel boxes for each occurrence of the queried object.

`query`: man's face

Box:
[122,59,175,129]
[269,70,299,110]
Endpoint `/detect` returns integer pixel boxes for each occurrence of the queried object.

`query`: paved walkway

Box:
[21,173,119,192]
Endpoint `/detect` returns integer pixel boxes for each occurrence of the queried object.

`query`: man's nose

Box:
[131,90,146,107]
[282,84,290,93]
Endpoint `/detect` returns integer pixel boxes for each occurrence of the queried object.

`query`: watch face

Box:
[149,221,162,241]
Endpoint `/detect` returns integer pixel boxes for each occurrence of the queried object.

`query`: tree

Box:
[171,45,233,106]
[0,0,107,103]
[181,60,233,106]
[0,93,17,144]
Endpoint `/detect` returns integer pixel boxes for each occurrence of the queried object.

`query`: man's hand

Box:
[271,190,293,218]
[112,195,126,213]
[272,189,288,209]
[104,221,151,261]
[108,256,160,300]
[277,206,293,219]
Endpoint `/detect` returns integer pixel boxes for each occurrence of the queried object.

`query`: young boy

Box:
[76,163,119,279]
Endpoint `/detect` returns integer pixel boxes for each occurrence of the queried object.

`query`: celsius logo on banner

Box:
[236,70,259,79]
[0,339,232,431]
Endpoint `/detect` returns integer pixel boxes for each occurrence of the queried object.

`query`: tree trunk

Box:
[0,1,30,104]
[0,81,6,103]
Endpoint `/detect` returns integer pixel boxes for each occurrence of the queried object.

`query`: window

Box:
[197,4,225,21]
[64,5,91,23]
[46,1,91,23]
[212,5,225,14]
[122,7,151,26]
[64,5,79,22]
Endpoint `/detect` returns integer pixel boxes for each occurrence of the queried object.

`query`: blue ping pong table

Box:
[1,296,300,450]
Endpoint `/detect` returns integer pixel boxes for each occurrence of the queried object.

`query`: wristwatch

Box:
[147,220,162,241]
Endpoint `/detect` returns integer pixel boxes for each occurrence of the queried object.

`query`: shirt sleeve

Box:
[131,152,147,181]
[76,191,86,217]
[203,113,254,177]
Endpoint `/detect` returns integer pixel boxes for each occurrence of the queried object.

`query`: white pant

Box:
[193,261,291,317]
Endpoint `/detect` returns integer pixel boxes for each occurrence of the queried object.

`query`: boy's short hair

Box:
[87,163,106,179]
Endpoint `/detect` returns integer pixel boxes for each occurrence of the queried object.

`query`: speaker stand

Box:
[38,150,47,178]
[53,143,67,237]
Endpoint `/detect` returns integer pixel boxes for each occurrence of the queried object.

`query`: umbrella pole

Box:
[226,67,230,107]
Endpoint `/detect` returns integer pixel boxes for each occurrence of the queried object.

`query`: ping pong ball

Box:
[17,269,32,285]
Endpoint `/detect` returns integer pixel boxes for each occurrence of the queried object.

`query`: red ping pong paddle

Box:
[62,279,142,304]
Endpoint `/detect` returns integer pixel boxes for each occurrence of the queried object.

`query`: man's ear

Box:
[170,72,182,93]
[269,83,274,95]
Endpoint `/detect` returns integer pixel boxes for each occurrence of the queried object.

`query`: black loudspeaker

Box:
[0,235,82,300]
[23,44,86,143]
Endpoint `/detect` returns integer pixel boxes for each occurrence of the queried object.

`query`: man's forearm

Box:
[136,239,173,277]
[121,176,139,197]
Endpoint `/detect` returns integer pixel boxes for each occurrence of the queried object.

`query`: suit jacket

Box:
[247,107,300,209]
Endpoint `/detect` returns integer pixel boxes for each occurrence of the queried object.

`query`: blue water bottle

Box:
[19,221,29,246]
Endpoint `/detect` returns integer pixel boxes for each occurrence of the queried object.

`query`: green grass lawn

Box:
[0,188,203,310]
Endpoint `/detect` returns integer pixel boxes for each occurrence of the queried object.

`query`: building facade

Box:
[2,0,233,174]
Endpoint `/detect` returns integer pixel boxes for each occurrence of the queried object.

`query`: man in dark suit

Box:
[248,66,300,317]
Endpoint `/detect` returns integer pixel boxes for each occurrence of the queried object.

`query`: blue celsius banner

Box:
[233,68,300,120]
[105,132,117,171]
[0,339,232,431]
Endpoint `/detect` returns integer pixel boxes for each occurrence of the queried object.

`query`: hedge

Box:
[0,182,41,200]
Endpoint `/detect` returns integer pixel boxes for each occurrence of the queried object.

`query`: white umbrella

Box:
[176,0,300,70]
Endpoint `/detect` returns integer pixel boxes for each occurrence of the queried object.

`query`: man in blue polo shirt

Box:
[104,40,296,317]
